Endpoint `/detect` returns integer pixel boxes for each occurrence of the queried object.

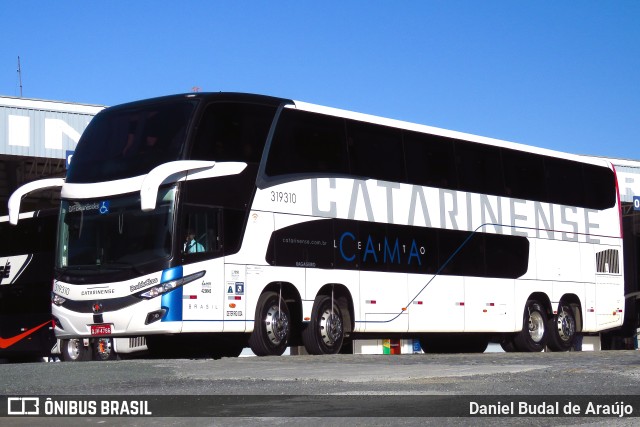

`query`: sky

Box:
[2,1,639,160]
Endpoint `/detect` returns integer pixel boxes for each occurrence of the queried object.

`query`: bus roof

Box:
[100,92,611,169]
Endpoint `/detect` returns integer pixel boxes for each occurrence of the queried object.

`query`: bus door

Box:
[594,245,625,328]
[180,207,226,331]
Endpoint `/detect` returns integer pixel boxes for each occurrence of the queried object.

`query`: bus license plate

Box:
[91,324,112,336]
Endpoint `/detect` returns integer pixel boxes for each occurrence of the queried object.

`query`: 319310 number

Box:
[271,191,297,204]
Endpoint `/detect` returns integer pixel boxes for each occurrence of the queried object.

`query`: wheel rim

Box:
[66,339,82,360]
[96,338,113,360]
[320,307,343,347]
[528,310,545,343]
[265,304,289,345]
[556,308,575,342]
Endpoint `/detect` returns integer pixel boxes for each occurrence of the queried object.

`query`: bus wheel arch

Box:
[547,295,581,352]
[513,294,551,352]
[302,284,353,355]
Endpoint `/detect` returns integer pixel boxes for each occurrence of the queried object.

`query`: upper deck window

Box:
[266,109,349,177]
[264,108,615,210]
[190,102,277,164]
[67,100,196,183]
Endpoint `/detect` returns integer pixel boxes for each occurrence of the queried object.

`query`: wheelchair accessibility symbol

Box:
[99,201,110,214]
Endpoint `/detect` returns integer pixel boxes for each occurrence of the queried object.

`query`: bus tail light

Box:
[52,315,63,330]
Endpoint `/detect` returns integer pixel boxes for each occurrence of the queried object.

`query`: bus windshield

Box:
[66,100,197,183]
[57,186,177,273]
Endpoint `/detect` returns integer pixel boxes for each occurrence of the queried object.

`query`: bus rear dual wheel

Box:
[249,291,346,356]
[509,300,577,352]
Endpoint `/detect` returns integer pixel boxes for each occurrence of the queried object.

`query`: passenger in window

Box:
[184,230,205,253]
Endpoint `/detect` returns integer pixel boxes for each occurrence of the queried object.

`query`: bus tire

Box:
[93,337,117,361]
[500,335,517,352]
[547,303,577,352]
[248,291,290,356]
[302,295,344,355]
[513,300,548,352]
[60,339,91,362]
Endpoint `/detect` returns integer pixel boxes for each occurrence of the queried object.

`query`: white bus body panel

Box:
[408,275,465,332]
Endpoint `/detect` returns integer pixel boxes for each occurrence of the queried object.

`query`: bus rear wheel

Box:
[60,339,91,362]
[248,291,290,356]
[302,295,345,355]
[547,303,577,352]
[513,300,548,352]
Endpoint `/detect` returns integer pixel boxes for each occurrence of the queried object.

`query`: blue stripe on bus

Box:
[161,286,183,321]
[161,266,184,322]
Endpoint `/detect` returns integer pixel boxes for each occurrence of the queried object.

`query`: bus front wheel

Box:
[60,339,91,362]
[513,300,548,352]
[302,295,345,355]
[248,291,290,356]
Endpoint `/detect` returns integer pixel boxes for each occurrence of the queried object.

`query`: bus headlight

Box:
[137,269,205,299]
[140,281,179,298]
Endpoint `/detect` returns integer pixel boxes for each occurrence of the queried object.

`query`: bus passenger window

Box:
[192,102,276,164]
[266,109,349,177]
[544,158,585,207]
[404,131,457,190]
[455,141,505,196]
[346,120,404,182]
[501,148,546,201]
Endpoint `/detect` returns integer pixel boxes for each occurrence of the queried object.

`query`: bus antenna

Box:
[17,56,23,97]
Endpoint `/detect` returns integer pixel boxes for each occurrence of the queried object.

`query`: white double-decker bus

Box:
[9,93,624,356]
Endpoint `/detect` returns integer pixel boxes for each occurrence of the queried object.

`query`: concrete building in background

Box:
[0,96,104,215]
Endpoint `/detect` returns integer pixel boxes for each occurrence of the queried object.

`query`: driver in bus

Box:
[184,230,205,253]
